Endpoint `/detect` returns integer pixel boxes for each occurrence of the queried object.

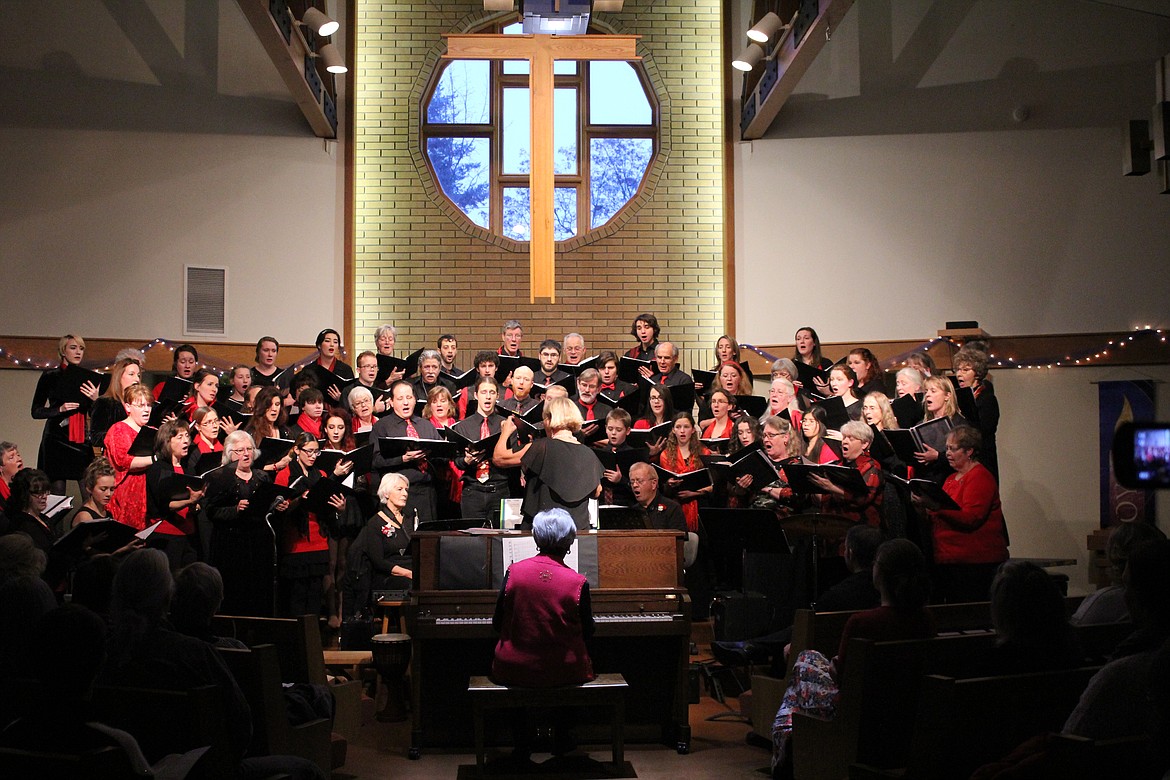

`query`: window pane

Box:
[427,61,490,124]
[554,187,577,240]
[427,137,490,228]
[503,60,529,75]
[589,62,651,125]
[554,60,577,75]
[590,137,652,229]
[554,88,577,175]
[503,88,530,174]
[503,187,530,241]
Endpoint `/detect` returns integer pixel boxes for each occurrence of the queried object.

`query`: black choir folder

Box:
[883,417,955,464]
[315,442,375,477]
[652,464,712,493]
[626,421,671,448]
[376,348,425,382]
[377,436,459,459]
[784,461,868,496]
[887,474,960,511]
[58,364,113,403]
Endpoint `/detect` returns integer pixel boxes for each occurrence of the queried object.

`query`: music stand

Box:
[779,464,858,611]
[698,508,790,593]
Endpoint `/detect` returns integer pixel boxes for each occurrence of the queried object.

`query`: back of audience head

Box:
[0,575,57,669]
[171,562,225,637]
[111,548,174,630]
[990,560,1070,649]
[844,525,883,571]
[1107,521,1166,582]
[71,553,121,619]
[1124,539,1170,627]
[31,604,107,701]
[873,539,930,610]
[0,532,47,585]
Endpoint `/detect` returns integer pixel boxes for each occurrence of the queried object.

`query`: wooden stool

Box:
[467,673,628,774]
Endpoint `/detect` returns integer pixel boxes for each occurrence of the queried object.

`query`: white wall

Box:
[734,0,1170,344]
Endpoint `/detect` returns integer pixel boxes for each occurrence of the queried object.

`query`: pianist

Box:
[491,509,595,759]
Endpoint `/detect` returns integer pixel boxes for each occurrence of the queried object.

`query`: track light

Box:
[315,43,347,74]
[747,11,785,44]
[732,43,764,72]
[300,7,339,37]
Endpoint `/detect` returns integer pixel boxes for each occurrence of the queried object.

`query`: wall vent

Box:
[184,265,227,336]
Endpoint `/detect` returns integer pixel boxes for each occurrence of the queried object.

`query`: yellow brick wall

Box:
[353,0,724,366]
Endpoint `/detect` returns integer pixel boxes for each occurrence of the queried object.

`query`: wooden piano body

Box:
[406,530,692,757]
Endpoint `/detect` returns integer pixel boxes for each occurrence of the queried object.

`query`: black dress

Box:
[88,396,126,450]
[31,367,93,482]
[204,468,276,616]
[520,438,603,529]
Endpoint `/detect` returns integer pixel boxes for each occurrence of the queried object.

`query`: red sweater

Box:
[930,463,1009,565]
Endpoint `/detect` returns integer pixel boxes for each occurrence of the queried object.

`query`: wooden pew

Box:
[90,684,237,779]
[887,666,1102,779]
[218,643,335,775]
[210,614,362,744]
[790,633,999,780]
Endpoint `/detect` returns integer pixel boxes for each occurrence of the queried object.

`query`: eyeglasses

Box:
[228,448,251,455]
[762,432,784,439]
[129,402,152,409]
[629,477,654,485]
[300,448,321,456]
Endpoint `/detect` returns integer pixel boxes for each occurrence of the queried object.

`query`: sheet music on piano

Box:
[498,535,580,573]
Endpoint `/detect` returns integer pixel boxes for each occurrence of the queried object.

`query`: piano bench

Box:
[467,673,629,773]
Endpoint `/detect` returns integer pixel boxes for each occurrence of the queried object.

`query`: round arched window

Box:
[422,19,658,242]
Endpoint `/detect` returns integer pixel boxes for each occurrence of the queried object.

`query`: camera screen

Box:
[1134,427,1170,484]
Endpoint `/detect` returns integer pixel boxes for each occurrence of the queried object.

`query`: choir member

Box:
[292,387,326,438]
[371,380,442,526]
[827,364,863,421]
[452,377,510,524]
[424,384,461,517]
[88,356,141,449]
[104,384,155,530]
[410,350,455,401]
[536,339,570,387]
[437,334,461,374]
[596,350,636,400]
[69,457,117,527]
[894,366,925,397]
[31,334,98,494]
[627,463,687,532]
[913,426,1008,603]
[596,408,639,506]
[847,348,884,399]
[914,376,967,481]
[633,384,674,457]
[373,325,406,385]
[713,335,741,367]
[0,441,23,517]
[498,319,524,357]
[456,351,499,418]
[423,385,457,430]
[794,326,833,396]
[764,377,800,425]
[861,392,897,431]
[250,336,284,387]
[658,412,712,533]
[700,389,736,449]
[273,432,348,618]
[321,410,366,628]
[224,365,252,409]
[3,468,56,553]
[904,351,935,377]
[770,358,798,382]
[700,360,752,423]
[144,419,202,569]
[573,369,612,431]
[244,386,293,475]
[810,420,884,532]
[492,397,603,530]
[346,351,388,414]
[952,346,1001,480]
[747,416,802,514]
[801,405,840,465]
[188,406,225,468]
[627,312,660,361]
[653,342,693,390]
[498,366,539,414]
[313,328,353,406]
[153,343,199,399]
[204,431,282,616]
[562,333,586,365]
[348,387,378,433]
[185,369,221,421]
[352,473,414,607]
[723,416,761,508]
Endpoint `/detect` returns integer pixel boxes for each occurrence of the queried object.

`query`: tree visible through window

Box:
[423,20,657,242]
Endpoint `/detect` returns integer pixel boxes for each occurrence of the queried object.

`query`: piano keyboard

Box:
[432,612,676,625]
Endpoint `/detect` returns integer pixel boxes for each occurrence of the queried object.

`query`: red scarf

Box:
[64,362,87,444]
[298,414,322,438]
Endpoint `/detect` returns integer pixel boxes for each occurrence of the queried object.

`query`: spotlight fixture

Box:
[732,43,764,72]
[747,11,785,44]
[315,42,347,73]
[300,7,339,37]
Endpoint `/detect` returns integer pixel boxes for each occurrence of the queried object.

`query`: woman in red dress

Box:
[104,384,155,530]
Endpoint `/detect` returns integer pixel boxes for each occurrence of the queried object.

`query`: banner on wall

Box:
[1099,380,1156,528]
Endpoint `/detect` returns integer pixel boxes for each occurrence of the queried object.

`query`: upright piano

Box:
[405,530,692,757]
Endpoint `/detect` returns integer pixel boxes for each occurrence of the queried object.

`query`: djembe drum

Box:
[370,632,412,722]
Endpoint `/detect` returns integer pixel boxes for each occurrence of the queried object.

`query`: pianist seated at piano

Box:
[491,508,594,759]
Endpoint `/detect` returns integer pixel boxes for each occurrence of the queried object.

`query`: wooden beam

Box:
[234,0,337,138]
[741,0,854,140]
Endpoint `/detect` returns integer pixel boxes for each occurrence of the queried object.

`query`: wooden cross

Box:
[444,33,640,303]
